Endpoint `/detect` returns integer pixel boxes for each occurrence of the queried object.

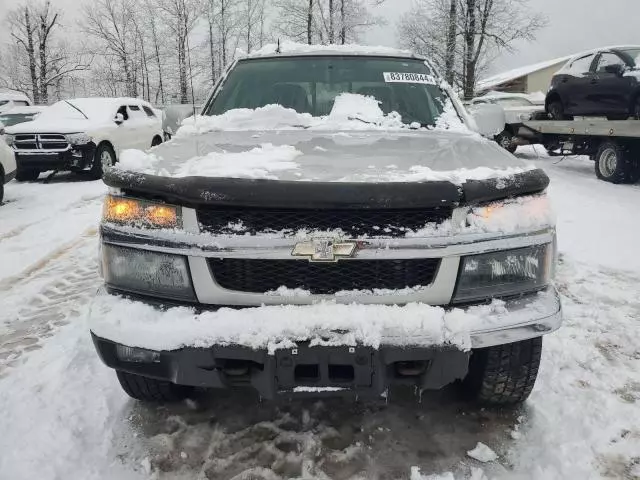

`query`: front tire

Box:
[15,168,40,182]
[462,337,542,406]
[595,141,640,184]
[89,143,116,180]
[116,371,193,403]
[547,100,569,120]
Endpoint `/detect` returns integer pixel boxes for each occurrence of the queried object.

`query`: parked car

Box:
[0,106,47,133]
[468,93,547,153]
[546,45,640,120]
[4,97,164,181]
[0,135,16,203]
[0,90,32,114]
[89,45,561,406]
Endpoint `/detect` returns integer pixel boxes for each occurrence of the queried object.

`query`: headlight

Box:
[103,244,195,301]
[453,244,553,304]
[4,134,15,146]
[66,132,93,145]
[103,195,181,229]
[518,112,532,121]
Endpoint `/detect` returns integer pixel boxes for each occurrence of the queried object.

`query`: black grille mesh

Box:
[209,258,441,295]
[197,207,452,237]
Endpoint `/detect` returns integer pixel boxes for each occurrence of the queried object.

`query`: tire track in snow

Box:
[0,231,101,375]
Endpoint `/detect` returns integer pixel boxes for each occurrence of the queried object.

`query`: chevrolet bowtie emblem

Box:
[292,239,358,262]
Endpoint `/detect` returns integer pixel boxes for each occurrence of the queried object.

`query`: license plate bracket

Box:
[275,345,375,392]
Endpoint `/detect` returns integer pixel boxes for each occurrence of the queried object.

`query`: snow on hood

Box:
[117,128,534,184]
[6,98,121,134]
[114,94,535,184]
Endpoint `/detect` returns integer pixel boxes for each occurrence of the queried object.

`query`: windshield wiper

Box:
[65,100,88,120]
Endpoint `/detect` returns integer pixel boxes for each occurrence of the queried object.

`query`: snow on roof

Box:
[245,41,421,60]
[477,55,573,92]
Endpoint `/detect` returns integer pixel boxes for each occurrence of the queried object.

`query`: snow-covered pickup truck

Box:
[89,44,561,406]
[4,97,164,181]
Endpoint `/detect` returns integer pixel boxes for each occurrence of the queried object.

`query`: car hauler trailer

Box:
[518,119,640,184]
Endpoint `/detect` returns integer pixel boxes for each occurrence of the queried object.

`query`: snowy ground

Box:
[1,150,639,480]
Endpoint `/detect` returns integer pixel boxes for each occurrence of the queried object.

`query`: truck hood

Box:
[6,117,110,134]
[105,129,549,209]
[131,129,528,182]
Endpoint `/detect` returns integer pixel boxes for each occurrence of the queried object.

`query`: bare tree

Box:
[317,0,385,45]
[274,0,320,45]
[398,0,547,98]
[5,1,89,103]
[83,0,138,96]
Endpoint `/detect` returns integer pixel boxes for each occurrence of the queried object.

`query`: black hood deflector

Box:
[103,168,549,209]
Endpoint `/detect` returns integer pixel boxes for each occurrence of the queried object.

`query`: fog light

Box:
[116,344,161,363]
[103,244,196,301]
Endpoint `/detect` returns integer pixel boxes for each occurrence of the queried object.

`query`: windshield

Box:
[205,56,450,126]
[0,113,38,127]
[620,48,640,68]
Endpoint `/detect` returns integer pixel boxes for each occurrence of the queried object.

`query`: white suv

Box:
[5,97,164,181]
[0,136,17,203]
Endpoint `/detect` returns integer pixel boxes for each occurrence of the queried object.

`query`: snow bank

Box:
[466,442,498,463]
[175,143,302,180]
[88,291,548,354]
[246,40,416,59]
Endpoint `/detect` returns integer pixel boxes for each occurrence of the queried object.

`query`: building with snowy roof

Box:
[476,55,573,96]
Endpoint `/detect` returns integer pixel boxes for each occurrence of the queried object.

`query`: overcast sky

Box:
[2,0,640,77]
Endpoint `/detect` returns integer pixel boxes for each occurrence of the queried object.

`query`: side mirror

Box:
[604,64,625,76]
[114,113,124,125]
[468,103,506,138]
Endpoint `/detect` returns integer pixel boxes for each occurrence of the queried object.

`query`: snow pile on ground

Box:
[246,40,416,59]
[467,442,498,463]
[116,149,163,175]
[175,143,302,180]
[410,467,487,480]
[88,291,556,354]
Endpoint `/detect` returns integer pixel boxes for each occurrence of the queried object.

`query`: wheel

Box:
[116,371,193,402]
[151,136,163,147]
[547,100,569,120]
[15,168,40,182]
[462,337,542,406]
[89,143,116,180]
[495,131,517,153]
[595,141,640,184]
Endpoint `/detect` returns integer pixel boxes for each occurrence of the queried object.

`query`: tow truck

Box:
[517,118,640,184]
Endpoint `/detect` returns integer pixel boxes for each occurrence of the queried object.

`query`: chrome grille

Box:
[13,134,70,152]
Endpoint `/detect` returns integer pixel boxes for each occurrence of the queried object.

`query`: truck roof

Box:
[243,41,425,61]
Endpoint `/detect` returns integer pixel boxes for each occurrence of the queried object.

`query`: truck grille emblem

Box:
[292,239,357,262]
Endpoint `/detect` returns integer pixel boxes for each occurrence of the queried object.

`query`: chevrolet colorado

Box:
[89,45,561,406]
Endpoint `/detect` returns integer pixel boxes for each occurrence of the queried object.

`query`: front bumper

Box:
[14,143,96,171]
[89,287,562,398]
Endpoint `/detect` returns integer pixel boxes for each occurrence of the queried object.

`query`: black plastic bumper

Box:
[15,143,96,171]
[92,333,470,399]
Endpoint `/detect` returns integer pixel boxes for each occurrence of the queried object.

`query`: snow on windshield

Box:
[35,99,116,123]
[177,93,467,137]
